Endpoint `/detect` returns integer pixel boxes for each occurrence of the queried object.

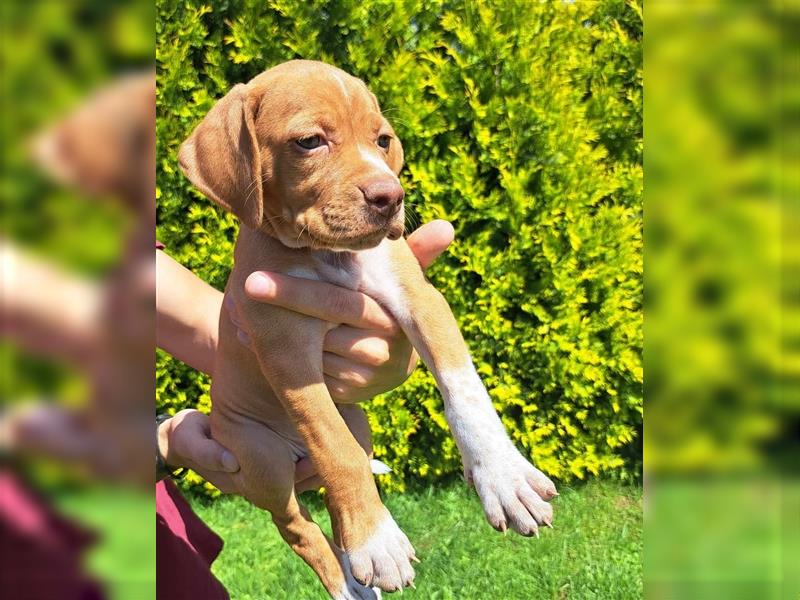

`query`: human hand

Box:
[232,220,454,402]
[157,409,329,493]
[157,409,240,492]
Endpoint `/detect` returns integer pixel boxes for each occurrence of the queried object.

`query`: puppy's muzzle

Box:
[361,179,404,219]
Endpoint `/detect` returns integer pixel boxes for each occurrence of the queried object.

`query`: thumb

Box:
[406,220,454,270]
[187,437,240,473]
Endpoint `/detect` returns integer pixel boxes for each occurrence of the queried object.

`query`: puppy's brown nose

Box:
[361,180,404,218]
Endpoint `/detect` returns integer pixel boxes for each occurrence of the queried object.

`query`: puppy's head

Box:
[33,72,156,211]
[179,60,405,251]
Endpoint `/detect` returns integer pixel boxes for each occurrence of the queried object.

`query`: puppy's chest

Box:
[288,243,405,312]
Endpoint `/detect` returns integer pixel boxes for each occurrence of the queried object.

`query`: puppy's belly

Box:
[212,335,310,461]
[212,384,310,461]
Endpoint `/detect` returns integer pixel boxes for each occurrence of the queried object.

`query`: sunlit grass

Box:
[191,479,642,600]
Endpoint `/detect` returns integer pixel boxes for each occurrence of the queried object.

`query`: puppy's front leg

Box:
[239,301,416,592]
[362,240,558,537]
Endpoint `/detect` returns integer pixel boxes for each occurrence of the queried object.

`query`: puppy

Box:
[179,60,557,599]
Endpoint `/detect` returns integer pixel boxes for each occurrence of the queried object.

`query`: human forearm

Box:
[1,238,103,364]
[155,249,222,374]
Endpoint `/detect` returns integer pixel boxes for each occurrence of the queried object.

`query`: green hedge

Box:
[156,0,642,494]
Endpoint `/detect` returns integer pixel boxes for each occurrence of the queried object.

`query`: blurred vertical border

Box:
[1,2,155,599]
[645,0,798,597]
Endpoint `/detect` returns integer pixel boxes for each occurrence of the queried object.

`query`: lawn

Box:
[55,486,155,600]
[190,479,642,600]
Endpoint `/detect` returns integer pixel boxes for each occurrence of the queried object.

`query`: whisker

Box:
[296,223,308,244]
[241,178,262,210]
[404,206,421,230]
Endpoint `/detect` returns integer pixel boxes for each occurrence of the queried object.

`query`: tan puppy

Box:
[179,60,557,599]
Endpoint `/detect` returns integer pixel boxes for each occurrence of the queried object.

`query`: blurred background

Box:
[1,0,796,598]
[1,1,155,599]
[645,1,798,598]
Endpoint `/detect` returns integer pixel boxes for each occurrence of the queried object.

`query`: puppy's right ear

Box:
[179,84,263,229]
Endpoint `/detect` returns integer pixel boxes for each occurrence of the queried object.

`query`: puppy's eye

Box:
[377,135,391,150]
[296,136,322,150]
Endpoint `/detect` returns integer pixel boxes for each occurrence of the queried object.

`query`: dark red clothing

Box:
[0,470,105,600]
[156,480,228,599]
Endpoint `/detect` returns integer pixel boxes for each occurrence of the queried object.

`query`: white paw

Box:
[346,511,416,592]
[466,445,557,537]
[334,550,382,600]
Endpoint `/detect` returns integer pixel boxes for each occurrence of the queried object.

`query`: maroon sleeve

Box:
[156,480,229,600]
[0,470,105,600]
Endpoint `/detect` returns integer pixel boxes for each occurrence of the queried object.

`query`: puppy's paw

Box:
[334,550,382,600]
[346,511,416,593]
[466,446,557,537]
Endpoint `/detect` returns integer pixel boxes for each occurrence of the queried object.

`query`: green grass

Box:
[644,475,799,599]
[190,480,642,600]
[55,486,155,600]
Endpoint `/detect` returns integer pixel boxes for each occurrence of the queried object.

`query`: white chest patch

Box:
[311,241,409,323]
[354,243,410,323]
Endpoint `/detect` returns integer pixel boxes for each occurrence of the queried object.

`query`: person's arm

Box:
[156,249,238,487]
[1,238,103,366]
[156,249,222,375]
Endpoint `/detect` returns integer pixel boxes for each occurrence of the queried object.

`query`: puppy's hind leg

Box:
[215,417,378,600]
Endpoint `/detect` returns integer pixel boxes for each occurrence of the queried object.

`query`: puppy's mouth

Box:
[305,218,403,251]
[266,201,404,251]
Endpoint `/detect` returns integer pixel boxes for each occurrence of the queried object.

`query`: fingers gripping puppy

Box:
[178,60,557,598]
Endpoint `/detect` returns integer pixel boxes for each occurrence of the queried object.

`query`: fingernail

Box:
[221,450,239,472]
[245,272,275,297]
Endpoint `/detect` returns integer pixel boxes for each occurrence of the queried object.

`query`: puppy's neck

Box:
[316,249,358,270]
[242,222,371,262]
[238,223,367,272]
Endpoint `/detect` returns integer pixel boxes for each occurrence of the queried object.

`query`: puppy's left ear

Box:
[179,84,263,230]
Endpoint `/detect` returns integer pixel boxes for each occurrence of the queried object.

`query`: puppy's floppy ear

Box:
[179,84,263,229]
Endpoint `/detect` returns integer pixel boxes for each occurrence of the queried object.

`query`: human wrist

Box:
[157,416,173,466]
[156,414,185,481]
